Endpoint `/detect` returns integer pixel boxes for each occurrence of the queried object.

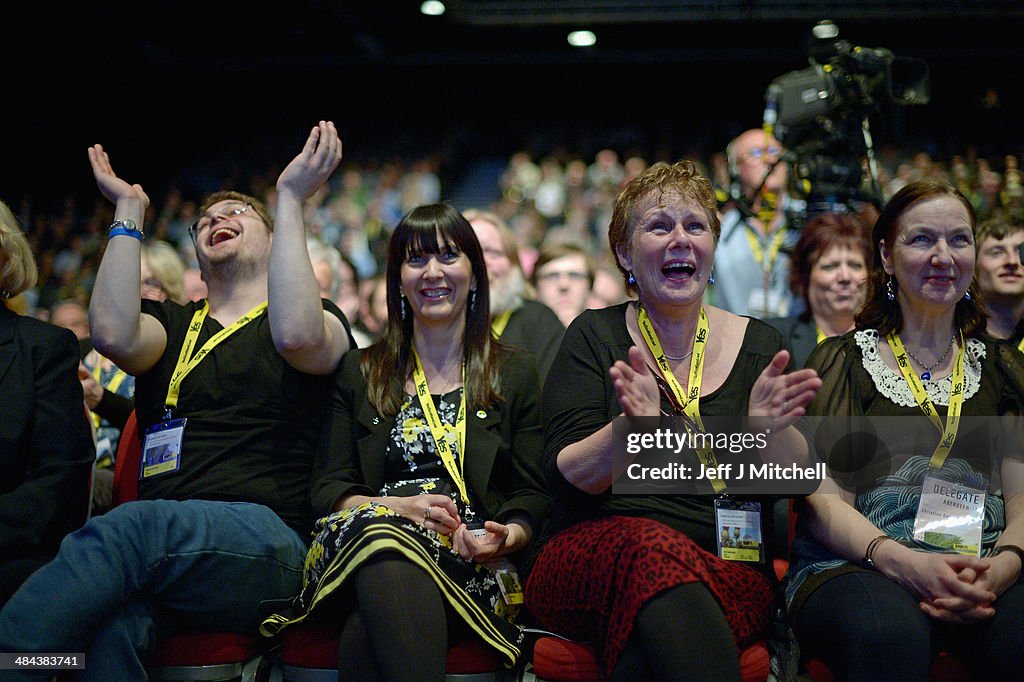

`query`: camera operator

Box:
[713,128,800,318]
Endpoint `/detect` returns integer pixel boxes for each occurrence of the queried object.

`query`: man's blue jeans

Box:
[0,499,307,681]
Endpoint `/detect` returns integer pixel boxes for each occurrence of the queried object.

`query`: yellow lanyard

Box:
[815,325,827,345]
[636,303,725,493]
[411,347,470,506]
[89,359,127,430]
[491,310,513,338]
[743,223,786,273]
[165,301,268,410]
[1017,336,1024,353]
[885,331,966,469]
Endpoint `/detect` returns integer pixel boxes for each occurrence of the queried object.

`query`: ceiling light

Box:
[420,1,445,16]
[567,30,596,47]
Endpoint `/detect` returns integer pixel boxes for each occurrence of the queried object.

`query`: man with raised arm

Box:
[0,122,349,681]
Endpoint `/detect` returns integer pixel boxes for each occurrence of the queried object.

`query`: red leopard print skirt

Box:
[525,515,775,676]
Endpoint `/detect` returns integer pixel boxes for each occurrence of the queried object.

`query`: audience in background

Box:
[466,208,564,382]
[182,267,207,302]
[766,212,874,368]
[532,242,595,329]
[974,213,1024,344]
[713,128,799,318]
[588,265,631,310]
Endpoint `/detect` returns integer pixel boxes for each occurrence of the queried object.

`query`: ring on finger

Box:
[783,400,789,412]
[424,506,433,522]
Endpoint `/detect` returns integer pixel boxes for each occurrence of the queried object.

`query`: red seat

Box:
[112,412,268,682]
[531,636,770,682]
[803,651,968,682]
[273,621,506,680]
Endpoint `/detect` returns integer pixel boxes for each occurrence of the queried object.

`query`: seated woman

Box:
[786,179,1024,680]
[0,200,94,606]
[766,212,873,367]
[261,204,549,681]
[524,161,821,681]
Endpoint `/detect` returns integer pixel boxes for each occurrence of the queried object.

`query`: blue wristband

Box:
[108,225,143,241]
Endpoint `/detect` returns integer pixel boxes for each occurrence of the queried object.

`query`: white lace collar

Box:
[856,329,984,407]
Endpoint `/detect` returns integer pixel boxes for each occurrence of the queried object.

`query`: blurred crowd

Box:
[8,141,1024,332]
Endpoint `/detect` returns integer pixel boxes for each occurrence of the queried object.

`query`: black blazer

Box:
[765,312,820,369]
[500,299,564,384]
[0,305,94,604]
[310,347,551,533]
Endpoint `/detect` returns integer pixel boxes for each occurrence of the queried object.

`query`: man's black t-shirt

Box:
[135,298,349,535]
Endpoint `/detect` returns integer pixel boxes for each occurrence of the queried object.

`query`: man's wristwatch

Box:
[108,219,144,241]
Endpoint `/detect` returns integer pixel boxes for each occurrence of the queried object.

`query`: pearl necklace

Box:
[905,334,955,381]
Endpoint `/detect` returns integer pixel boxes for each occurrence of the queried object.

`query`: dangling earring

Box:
[708,270,715,286]
[399,293,406,321]
[886,277,895,302]
[470,288,477,311]
[627,272,636,286]
[964,289,972,302]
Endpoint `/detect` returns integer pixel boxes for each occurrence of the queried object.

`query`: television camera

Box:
[767,20,930,217]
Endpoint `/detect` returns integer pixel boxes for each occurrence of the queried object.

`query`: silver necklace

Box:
[662,350,693,361]
[905,334,955,380]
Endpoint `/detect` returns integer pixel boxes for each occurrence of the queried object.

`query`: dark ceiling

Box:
[5,1,1023,206]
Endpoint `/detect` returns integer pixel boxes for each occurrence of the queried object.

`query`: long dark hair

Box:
[362,203,504,415]
[857,179,986,337]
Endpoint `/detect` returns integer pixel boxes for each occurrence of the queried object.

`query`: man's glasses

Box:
[741,146,782,162]
[537,271,590,283]
[188,203,251,244]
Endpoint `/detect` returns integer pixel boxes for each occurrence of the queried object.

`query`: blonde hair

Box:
[142,240,186,304]
[0,200,38,307]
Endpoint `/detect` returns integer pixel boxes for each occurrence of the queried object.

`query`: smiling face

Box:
[615,188,716,315]
[193,199,272,280]
[807,242,867,323]
[400,231,476,329]
[976,230,1024,300]
[880,195,975,316]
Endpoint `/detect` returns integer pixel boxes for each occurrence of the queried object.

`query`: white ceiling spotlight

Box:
[420,1,445,17]
[567,30,597,47]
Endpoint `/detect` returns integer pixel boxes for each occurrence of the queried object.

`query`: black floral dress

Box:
[260,388,525,666]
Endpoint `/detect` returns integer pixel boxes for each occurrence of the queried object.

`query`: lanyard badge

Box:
[714,497,765,563]
[142,301,268,480]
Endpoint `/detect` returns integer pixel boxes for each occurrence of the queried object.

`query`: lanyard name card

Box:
[636,303,724,494]
[411,347,470,506]
[165,301,268,412]
[885,331,965,469]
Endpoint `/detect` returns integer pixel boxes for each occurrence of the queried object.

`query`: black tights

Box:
[336,553,448,682]
[795,570,1024,681]
[609,582,741,682]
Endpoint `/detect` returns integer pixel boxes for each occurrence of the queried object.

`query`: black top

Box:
[500,299,564,384]
[0,305,94,600]
[311,346,550,528]
[542,303,788,560]
[803,330,1024,493]
[135,298,351,534]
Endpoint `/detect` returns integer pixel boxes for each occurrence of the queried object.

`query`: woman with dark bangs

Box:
[261,204,549,681]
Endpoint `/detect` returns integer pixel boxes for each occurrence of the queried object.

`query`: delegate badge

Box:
[141,418,187,479]
[714,498,765,563]
[913,472,986,557]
